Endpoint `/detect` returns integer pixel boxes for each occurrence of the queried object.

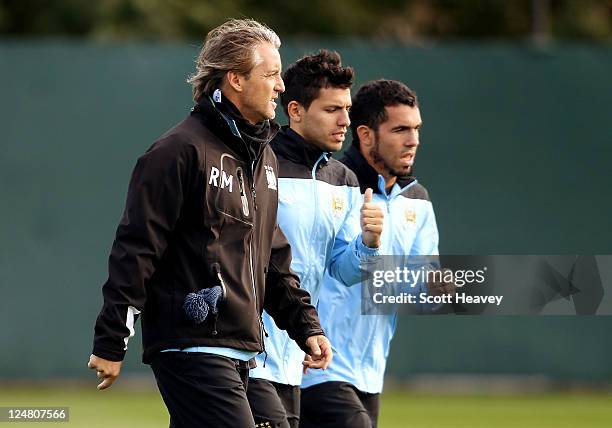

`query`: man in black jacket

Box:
[88,19,331,428]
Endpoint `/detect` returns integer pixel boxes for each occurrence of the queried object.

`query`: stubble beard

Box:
[371,137,412,178]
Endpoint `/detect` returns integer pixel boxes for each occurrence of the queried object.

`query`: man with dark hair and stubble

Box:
[301,79,447,427]
[246,51,385,428]
[87,19,332,428]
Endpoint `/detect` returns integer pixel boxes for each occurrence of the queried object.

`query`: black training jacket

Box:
[92,100,323,364]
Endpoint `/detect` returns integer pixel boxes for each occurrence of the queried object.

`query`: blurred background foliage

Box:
[0,0,611,42]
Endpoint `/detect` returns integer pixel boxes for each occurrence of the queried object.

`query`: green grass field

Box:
[1,386,611,427]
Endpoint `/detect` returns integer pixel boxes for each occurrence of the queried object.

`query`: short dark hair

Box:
[281,50,354,116]
[350,79,418,147]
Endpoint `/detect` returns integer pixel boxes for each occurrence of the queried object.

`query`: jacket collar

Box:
[271,126,330,170]
[341,145,415,195]
[191,96,279,161]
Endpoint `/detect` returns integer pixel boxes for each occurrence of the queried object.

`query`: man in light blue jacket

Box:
[300,80,444,428]
[247,51,385,428]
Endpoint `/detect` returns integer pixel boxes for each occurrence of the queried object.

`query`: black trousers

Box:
[247,378,300,428]
[300,381,380,428]
[151,352,256,428]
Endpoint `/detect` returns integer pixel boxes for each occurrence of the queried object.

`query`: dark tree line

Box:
[1,0,610,42]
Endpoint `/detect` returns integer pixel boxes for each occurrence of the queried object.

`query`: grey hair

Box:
[187,19,281,103]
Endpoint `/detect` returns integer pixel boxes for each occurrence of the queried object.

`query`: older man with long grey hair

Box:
[88,19,331,427]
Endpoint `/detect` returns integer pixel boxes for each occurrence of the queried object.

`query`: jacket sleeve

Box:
[328,185,380,287]
[263,224,324,353]
[92,139,196,361]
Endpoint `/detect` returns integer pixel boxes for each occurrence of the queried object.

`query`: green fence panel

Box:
[1,40,610,380]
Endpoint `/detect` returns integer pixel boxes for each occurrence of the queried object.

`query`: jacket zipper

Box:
[210,263,228,336]
[211,263,227,301]
[281,153,328,369]
[249,166,268,357]
[250,238,268,354]
[237,168,250,217]
[300,153,328,291]
[250,161,258,211]
[239,163,266,353]
[214,104,271,354]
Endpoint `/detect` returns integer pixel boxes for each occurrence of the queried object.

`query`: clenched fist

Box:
[88,354,122,390]
[302,335,333,374]
[360,188,384,248]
